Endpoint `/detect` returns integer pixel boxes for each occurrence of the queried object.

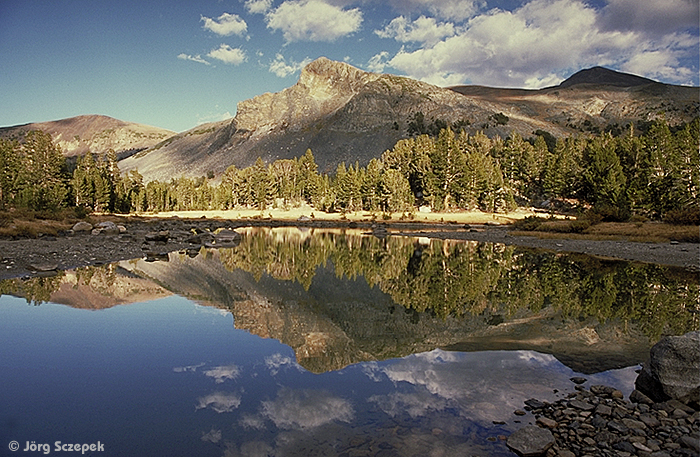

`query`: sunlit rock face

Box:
[235,57,380,133]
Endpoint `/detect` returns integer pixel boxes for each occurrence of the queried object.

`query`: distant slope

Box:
[0,114,175,158]
[121,59,698,182]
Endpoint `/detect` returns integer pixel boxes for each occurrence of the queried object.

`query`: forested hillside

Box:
[1,119,697,225]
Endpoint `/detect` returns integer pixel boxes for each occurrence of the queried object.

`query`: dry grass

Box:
[0,209,83,238]
[136,205,536,225]
[514,221,699,243]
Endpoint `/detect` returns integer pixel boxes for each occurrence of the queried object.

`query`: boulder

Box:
[214,229,241,245]
[507,425,555,456]
[94,221,120,235]
[29,262,58,272]
[72,221,93,232]
[635,331,699,407]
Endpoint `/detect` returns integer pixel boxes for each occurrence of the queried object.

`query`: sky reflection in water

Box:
[0,293,638,457]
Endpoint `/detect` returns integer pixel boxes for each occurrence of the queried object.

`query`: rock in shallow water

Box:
[636,331,700,408]
[507,425,554,456]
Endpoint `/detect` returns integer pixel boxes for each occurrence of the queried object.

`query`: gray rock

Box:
[214,229,241,245]
[507,425,555,456]
[93,221,120,235]
[635,331,700,407]
[72,221,93,232]
[630,389,655,405]
[29,262,58,272]
[568,399,595,411]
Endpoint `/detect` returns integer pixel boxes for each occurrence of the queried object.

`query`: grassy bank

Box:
[0,207,697,244]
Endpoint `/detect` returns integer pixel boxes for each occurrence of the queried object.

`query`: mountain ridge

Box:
[0,114,175,159]
[119,59,698,181]
[2,60,697,182]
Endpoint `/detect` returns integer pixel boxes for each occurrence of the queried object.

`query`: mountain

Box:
[0,114,175,159]
[120,58,698,181]
[558,66,658,88]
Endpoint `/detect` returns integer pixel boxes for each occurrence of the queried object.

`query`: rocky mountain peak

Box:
[234,57,379,132]
[298,57,375,93]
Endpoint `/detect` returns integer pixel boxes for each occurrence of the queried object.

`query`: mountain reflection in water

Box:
[2,227,698,374]
[1,228,698,457]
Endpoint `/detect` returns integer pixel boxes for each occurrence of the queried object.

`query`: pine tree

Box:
[17,130,67,211]
[0,138,20,210]
[583,133,627,219]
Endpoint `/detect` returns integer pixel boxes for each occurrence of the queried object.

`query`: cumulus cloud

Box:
[208,44,247,65]
[203,364,241,383]
[266,0,363,42]
[381,0,698,88]
[244,0,274,14]
[268,54,313,78]
[386,0,484,21]
[260,388,354,429]
[196,392,242,413]
[375,15,455,45]
[365,349,582,423]
[366,51,390,73]
[201,12,248,36]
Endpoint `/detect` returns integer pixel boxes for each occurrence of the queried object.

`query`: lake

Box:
[1,228,698,457]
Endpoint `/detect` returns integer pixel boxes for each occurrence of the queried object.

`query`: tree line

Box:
[0,118,697,222]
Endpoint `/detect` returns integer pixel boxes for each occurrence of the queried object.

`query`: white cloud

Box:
[173,362,206,372]
[244,0,273,14]
[366,51,390,73]
[381,0,698,88]
[386,0,484,21]
[201,12,248,37]
[375,15,455,45]
[177,53,211,66]
[196,392,242,413]
[266,0,363,42]
[269,54,313,78]
[203,364,241,383]
[260,388,354,429]
[208,44,247,65]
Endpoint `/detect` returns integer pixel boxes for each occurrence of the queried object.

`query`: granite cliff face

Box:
[0,115,175,159]
[119,58,698,181]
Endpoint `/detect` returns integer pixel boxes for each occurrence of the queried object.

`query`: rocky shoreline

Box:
[0,217,698,280]
[506,331,699,457]
[508,381,699,457]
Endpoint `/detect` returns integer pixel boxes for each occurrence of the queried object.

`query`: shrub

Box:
[664,208,700,225]
[513,216,545,231]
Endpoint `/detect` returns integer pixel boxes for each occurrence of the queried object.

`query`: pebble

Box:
[508,383,700,457]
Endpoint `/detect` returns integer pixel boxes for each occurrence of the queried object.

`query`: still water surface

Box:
[1,228,697,456]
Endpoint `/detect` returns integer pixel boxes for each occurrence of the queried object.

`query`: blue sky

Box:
[1,0,698,132]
